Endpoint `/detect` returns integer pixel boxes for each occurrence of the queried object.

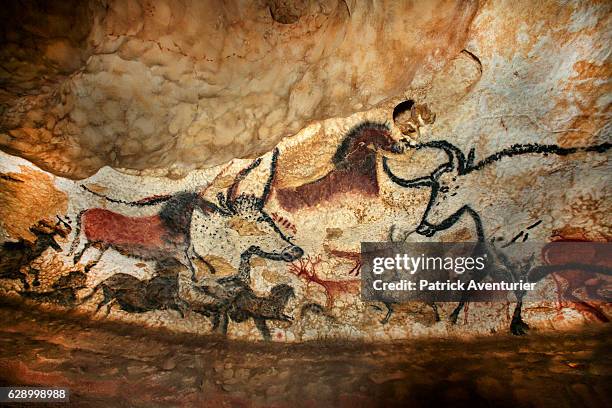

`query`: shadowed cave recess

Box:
[0,0,610,407]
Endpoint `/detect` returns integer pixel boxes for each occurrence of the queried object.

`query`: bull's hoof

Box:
[510,319,530,336]
[448,311,459,325]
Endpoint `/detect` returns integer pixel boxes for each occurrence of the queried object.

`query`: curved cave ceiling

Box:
[0,0,477,179]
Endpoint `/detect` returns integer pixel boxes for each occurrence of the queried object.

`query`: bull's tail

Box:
[81,185,173,206]
[68,210,85,256]
[472,142,611,171]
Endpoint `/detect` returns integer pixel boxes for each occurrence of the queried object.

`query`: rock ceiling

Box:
[0,0,477,179]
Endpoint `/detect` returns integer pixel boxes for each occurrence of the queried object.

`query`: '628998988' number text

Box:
[1,387,69,402]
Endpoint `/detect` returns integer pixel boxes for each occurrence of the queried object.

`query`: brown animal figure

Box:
[275,122,400,210]
[80,273,188,317]
[228,284,295,341]
[19,271,87,306]
[0,217,71,289]
[542,238,612,323]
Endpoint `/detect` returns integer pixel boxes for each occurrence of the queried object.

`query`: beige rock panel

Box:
[0,166,68,242]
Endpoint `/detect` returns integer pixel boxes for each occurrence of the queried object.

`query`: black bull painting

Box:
[383,138,611,334]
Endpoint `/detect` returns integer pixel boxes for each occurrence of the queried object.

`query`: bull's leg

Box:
[450,265,487,324]
[95,286,113,314]
[104,299,115,316]
[449,301,465,324]
[73,241,93,264]
[510,291,529,335]
[254,318,271,341]
[178,248,199,282]
[211,312,220,331]
[218,312,229,335]
[381,302,394,324]
[430,302,440,322]
[95,299,106,313]
[28,268,41,287]
[20,273,30,290]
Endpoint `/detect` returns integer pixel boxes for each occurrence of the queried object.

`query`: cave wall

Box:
[1,0,477,178]
[0,0,610,341]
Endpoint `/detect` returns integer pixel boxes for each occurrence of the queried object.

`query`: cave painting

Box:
[71,149,303,340]
[288,255,360,310]
[0,217,71,290]
[275,122,399,210]
[71,148,302,279]
[3,120,610,340]
[383,138,611,334]
[542,237,612,323]
[384,140,610,241]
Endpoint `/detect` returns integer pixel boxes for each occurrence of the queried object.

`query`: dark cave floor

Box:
[0,303,609,408]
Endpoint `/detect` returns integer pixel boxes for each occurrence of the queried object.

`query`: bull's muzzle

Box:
[282,245,304,262]
[416,223,436,237]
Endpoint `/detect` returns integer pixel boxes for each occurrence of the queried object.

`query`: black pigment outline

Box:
[383,139,611,332]
[383,140,611,241]
[72,148,300,279]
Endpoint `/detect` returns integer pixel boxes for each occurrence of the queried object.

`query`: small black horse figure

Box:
[80,272,189,318]
[195,279,295,341]
[19,271,87,306]
[228,284,295,341]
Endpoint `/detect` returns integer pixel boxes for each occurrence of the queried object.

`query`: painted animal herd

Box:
[1,118,610,339]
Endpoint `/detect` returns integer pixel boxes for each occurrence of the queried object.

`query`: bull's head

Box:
[191,148,303,270]
[384,140,476,238]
